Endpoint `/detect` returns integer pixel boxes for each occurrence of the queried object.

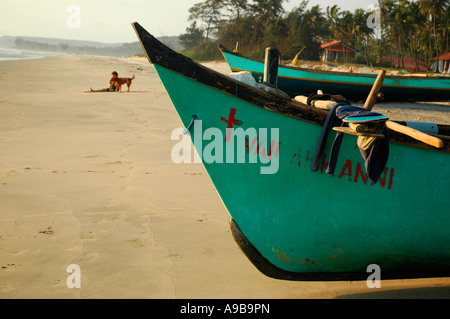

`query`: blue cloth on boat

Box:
[311,102,345,172]
[325,123,345,175]
[336,105,383,120]
[311,104,389,183]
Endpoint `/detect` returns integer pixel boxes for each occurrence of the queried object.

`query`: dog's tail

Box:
[130,74,135,80]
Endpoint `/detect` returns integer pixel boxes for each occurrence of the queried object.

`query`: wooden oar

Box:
[364,70,444,149]
[294,95,336,110]
[385,120,444,148]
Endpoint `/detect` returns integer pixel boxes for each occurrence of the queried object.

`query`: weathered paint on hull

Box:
[222,51,450,101]
[153,63,450,278]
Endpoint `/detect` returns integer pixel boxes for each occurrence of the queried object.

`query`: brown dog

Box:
[110,71,135,92]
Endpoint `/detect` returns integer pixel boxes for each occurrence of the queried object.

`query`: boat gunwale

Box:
[227,66,450,91]
[132,22,450,154]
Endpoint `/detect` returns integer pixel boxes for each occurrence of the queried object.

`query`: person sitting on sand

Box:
[90,71,119,92]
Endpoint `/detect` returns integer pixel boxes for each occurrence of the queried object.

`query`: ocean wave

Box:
[0,47,64,61]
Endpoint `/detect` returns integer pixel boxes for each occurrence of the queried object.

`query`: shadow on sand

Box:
[336,286,450,299]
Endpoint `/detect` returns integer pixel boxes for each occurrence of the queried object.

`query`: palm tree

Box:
[353,9,373,64]
[436,3,450,53]
[404,1,426,72]
[379,0,397,66]
[419,0,449,61]
[393,1,409,68]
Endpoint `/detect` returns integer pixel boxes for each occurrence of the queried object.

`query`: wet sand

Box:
[0,55,449,298]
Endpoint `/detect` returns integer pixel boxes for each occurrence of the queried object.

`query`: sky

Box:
[0,0,379,44]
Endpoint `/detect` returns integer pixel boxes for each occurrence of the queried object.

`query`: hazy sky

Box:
[0,0,378,43]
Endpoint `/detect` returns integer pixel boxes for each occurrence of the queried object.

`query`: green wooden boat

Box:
[219,45,450,101]
[132,22,450,280]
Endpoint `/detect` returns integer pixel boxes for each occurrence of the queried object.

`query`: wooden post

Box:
[263,47,280,87]
[363,70,386,110]
[233,42,240,53]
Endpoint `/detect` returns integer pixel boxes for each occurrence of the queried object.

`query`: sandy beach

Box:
[0,55,449,299]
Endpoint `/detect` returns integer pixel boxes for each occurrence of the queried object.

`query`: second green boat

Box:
[219,44,450,101]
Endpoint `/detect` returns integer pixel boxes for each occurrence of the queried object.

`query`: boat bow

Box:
[132,22,450,281]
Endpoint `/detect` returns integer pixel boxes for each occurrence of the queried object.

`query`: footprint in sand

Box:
[127,238,146,248]
[39,226,55,235]
[79,252,98,262]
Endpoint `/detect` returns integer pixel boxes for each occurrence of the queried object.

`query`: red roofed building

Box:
[320,41,357,62]
[382,56,428,73]
[432,52,450,73]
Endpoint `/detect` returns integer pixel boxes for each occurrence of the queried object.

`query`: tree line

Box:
[178,0,449,70]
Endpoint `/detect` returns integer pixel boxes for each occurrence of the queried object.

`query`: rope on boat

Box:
[183,115,198,135]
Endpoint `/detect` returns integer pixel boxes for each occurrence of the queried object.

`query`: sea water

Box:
[0,47,64,61]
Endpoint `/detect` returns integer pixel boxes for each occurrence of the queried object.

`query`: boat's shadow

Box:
[336,285,450,299]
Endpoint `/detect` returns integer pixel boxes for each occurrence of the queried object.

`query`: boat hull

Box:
[221,49,450,101]
[154,63,450,279]
[133,23,450,280]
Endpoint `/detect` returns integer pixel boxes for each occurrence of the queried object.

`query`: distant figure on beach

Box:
[90,71,135,92]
